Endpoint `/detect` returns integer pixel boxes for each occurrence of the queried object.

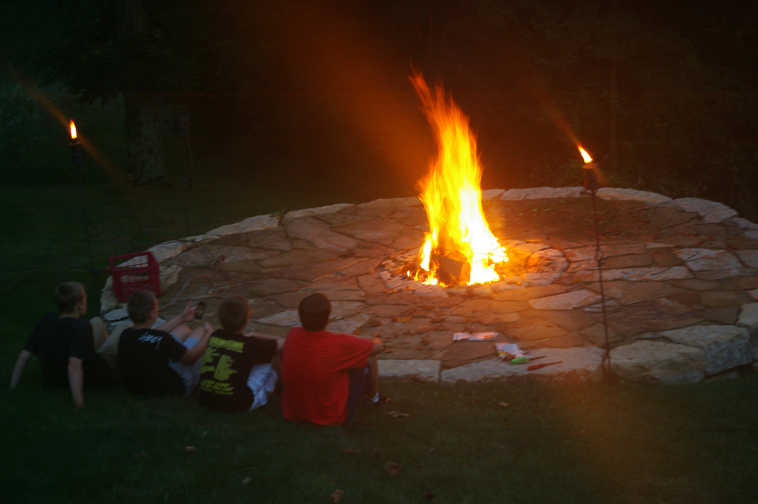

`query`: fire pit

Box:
[101,184,758,384]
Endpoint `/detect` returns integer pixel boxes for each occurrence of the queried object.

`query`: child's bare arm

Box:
[180,323,213,365]
[9,350,32,389]
[67,357,85,408]
[156,303,196,334]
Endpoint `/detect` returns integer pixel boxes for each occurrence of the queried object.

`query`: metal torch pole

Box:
[584,163,612,379]
[70,127,96,279]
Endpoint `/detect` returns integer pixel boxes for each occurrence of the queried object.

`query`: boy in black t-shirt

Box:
[195,296,280,412]
[119,290,212,396]
[9,282,114,408]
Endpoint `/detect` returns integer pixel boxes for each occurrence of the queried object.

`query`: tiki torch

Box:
[69,119,82,169]
[578,145,611,378]
[69,118,94,272]
[579,145,598,194]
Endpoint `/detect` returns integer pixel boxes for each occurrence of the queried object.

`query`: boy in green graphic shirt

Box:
[195,296,280,412]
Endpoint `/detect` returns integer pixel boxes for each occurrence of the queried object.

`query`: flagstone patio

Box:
[101,187,758,384]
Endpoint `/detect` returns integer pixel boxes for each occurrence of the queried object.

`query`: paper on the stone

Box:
[496,343,524,360]
[453,332,498,341]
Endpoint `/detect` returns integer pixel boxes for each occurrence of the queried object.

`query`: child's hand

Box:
[370,336,384,355]
[181,303,195,322]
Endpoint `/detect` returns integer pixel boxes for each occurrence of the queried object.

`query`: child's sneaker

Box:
[370,393,391,406]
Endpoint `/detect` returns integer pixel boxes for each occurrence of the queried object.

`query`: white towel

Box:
[247,363,278,410]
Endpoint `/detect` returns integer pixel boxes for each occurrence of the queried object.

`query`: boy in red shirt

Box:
[281,293,384,426]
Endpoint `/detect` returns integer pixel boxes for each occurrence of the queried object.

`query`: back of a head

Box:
[55,281,85,314]
[128,290,157,324]
[298,293,331,332]
[218,296,250,333]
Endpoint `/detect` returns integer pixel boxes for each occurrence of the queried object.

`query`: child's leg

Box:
[366,355,379,398]
[271,352,282,377]
[343,367,368,425]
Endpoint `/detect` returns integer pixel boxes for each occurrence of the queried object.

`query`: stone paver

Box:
[597,187,672,204]
[529,289,601,310]
[738,303,758,327]
[206,213,279,237]
[174,245,265,267]
[501,186,584,200]
[101,187,758,384]
[378,360,441,381]
[440,347,605,382]
[610,340,706,384]
[257,310,300,326]
[148,240,192,263]
[660,325,751,375]
[328,314,372,335]
[282,203,354,222]
[736,250,758,268]
[286,217,358,251]
[675,248,741,272]
[673,198,738,223]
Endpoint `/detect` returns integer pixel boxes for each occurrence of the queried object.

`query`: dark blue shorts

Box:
[344,366,369,424]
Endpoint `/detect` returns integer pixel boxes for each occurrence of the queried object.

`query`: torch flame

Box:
[69,120,78,140]
[578,145,593,164]
[410,73,507,285]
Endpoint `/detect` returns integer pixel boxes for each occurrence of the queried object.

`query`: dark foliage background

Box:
[2,0,757,216]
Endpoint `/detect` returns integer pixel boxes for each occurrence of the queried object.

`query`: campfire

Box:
[405,73,508,286]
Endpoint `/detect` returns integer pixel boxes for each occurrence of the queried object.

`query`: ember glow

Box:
[578,145,593,164]
[69,120,78,141]
[408,73,507,286]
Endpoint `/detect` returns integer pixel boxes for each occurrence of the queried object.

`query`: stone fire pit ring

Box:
[100,186,758,385]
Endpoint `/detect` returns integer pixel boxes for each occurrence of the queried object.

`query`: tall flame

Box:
[69,119,78,140]
[410,73,507,285]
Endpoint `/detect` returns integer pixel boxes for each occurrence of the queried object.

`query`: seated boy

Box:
[280,293,384,426]
[97,303,205,384]
[195,296,280,412]
[9,281,113,408]
[118,290,212,396]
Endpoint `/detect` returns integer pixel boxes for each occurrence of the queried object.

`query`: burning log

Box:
[406,248,471,286]
[434,249,471,285]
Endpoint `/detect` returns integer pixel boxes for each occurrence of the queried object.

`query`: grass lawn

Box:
[3,180,758,503]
